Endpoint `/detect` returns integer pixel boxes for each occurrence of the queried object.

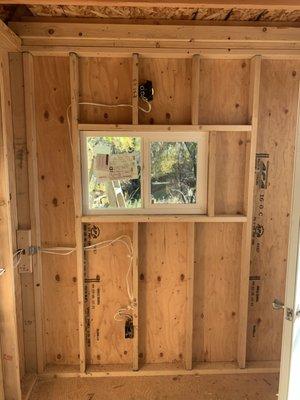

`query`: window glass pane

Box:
[150,141,197,204]
[87,136,141,209]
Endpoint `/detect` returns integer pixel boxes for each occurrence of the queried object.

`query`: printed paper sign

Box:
[93,153,138,181]
[94,154,110,179]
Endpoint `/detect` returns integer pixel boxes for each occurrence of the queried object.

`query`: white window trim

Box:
[80,130,208,215]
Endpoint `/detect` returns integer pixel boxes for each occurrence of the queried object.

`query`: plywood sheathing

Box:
[139,223,188,365]
[26,5,300,22]
[84,223,134,365]
[33,57,79,366]
[247,60,300,361]
[29,55,299,368]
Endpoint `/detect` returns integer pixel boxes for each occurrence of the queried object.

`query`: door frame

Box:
[278,82,300,399]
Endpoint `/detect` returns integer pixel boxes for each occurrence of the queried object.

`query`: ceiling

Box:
[1,4,300,22]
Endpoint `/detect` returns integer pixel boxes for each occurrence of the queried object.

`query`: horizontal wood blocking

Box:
[19,46,300,59]
[9,22,300,44]
[79,124,252,132]
[81,215,247,223]
[39,360,280,379]
[8,22,300,58]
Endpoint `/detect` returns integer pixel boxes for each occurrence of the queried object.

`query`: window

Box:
[81,131,208,214]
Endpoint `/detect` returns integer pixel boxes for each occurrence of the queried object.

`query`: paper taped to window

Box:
[94,153,138,181]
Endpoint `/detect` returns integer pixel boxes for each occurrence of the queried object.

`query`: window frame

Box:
[80,130,208,215]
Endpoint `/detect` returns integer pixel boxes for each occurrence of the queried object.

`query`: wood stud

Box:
[23,52,45,374]
[0,51,22,399]
[191,54,200,126]
[132,53,139,125]
[132,222,139,371]
[237,55,262,368]
[207,131,217,217]
[69,52,86,373]
[185,223,195,370]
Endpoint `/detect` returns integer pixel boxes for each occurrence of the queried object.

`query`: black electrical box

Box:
[139,80,154,102]
[125,318,134,339]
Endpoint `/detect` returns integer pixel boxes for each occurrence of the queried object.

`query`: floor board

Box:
[29,373,279,399]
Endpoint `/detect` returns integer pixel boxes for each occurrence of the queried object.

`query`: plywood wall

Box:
[17,55,299,370]
[194,223,242,362]
[33,57,79,365]
[139,59,192,125]
[247,60,300,361]
[139,223,188,365]
[84,223,134,366]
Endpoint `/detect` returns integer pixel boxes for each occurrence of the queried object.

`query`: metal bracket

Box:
[272,299,294,321]
[286,307,294,321]
[28,245,38,255]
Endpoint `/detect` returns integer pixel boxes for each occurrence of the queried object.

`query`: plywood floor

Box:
[29,373,279,400]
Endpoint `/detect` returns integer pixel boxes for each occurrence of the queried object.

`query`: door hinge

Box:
[286,307,294,321]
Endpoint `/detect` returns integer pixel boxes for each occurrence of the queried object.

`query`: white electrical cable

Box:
[13,249,24,269]
[40,247,76,256]
[84,235,134,308]
[35,235,135,323]
[66,98,151,143]
[14,253,23,269]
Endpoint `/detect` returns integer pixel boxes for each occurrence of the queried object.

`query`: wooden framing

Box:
[23,52,45,374]
[1,18,299,394]
[132,223,139,371]
[78,124,252,131]
[2,0,300,9]
[0,51,22,399]
[237,55,261,368]
[132,53,139,125]
[81,215,247,223]
[39,360,280,378]
[0,19,20,52]
[207,131,216,217]
[191,55,200,126]
[69,53,86,373]
[185,223,195,370]
[10,54,40,397]
[278,80,300,400]
[0,344,4,399]
[8,22,300,59]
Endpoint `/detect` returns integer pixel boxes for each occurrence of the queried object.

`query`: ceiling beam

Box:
[10,21,300,43]
[1,0,300,11]
[9,21,300,58]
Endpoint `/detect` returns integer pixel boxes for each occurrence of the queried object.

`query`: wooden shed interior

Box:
[0,1,299,399]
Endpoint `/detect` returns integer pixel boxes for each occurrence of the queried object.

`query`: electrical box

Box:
[17,230,32,273]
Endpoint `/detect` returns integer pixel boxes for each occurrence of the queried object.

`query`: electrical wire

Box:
[40,247,76,256]
[66,98,151,145]
[13,249,25,269]
[40,235,135,322]
[14,253,23,268]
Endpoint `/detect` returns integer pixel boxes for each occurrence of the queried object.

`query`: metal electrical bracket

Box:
[285,307,294,321]
[272,298,294,321]
[28,245,38,255]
